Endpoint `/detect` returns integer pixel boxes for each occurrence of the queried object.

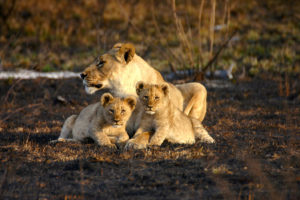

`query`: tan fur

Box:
[50,93,136,148]
[125,131,152,150]
[81,43,165,96]
[80,43,207,135]
[125,83,214,149]
[176,83,207,122]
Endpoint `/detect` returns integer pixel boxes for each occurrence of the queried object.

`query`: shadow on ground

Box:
[0,76,299,199]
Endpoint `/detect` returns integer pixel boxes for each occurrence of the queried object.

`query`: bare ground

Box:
[0,76,299,200]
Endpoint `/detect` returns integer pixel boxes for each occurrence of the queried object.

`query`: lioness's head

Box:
[80,43,135,94]
[100,93,136,128]
[136,82,169,115]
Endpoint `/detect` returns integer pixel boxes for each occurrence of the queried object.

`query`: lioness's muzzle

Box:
[80,73,87,79]
[91,84,103,89]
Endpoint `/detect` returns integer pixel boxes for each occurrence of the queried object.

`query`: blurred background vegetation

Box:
[0,0,299,77]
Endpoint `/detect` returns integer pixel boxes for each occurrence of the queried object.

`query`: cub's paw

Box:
[104,143,117,149]
[125,139,147,150]
[49,138,66,144]
[146,144,161,150]
[148,138,163,147]
[194,127,215,144]
[200,134,215,144]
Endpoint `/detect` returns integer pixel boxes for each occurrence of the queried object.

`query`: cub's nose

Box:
[80,73,87,79]
[147,105,153,109]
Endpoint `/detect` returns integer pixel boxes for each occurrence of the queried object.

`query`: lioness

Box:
[80,43,207,134]
[50,93,136,148]
[125,82,215,149]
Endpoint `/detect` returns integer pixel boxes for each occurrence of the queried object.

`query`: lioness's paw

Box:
[125,139,147,150]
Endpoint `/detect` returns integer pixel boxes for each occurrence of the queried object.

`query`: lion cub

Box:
[51,93,136,148]
[126,82,214,149]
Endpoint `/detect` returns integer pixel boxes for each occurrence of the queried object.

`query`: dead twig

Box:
[0,165,8,199]
[0,0,16,31]
[194,29,238,81]
[171,0,194,67]
[209,0,216,58]
[3,78,23,103]
[151,0,183,73]
[0,103,43,125]
[197,0,206,67]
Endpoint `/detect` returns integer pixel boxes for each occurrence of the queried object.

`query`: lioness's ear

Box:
[125,96,137,110]
[112,43,123,49]
[161,84,169,96]
[101,93,114,107]
[118,43,135,64]
[136,81,144,95]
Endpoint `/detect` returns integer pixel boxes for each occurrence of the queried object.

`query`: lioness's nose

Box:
[113,119,120,123]
[147,105,153,109]
[80,73,87,79]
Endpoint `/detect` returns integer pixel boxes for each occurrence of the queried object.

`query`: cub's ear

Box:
[136,81,145,95]
[125,96,137,110]
[101,93,114,107]
[161,84,169,96]
[118,43,135,64]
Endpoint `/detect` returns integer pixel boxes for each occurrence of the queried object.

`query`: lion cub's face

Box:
[101,93,136,128]
[136,82,169,115]
[80,43,135,94]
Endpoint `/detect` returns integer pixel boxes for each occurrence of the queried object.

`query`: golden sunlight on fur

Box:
[80,43,208,135]
[125,82,214,149]
[50,93,136,148]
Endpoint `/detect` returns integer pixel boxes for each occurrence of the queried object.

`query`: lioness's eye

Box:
[143,96,148,100]
[97,60,105,68]
[109,109,114,114]
[155,96,160,100]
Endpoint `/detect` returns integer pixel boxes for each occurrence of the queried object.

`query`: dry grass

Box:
[0,0,299,199]
[0,76,299,199]
[0,0,298,76]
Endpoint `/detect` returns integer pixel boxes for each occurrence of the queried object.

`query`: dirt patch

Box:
[0,76,299,199]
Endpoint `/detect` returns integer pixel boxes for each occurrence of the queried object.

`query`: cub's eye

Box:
[121,109,126,114]
[108,109,114,114]
[143,96,148,100]
[155,96,160,100]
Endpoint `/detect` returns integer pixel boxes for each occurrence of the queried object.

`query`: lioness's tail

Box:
[50,115,77,143]
[191,118,215,143]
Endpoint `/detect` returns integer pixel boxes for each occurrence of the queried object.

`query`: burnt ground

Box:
[0,76,299,200]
